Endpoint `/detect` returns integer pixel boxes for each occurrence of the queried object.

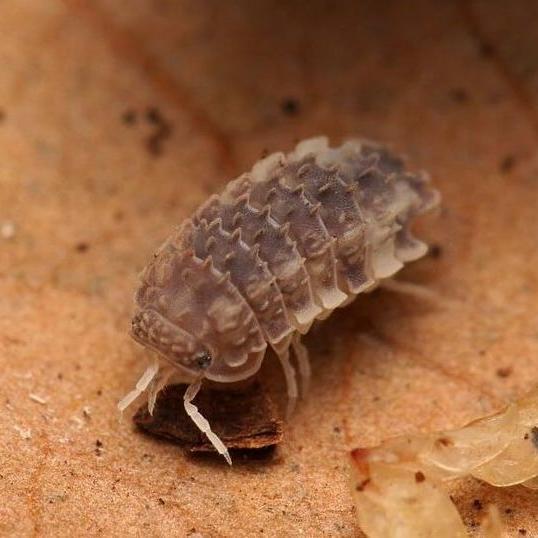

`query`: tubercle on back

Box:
[194,136,438,297]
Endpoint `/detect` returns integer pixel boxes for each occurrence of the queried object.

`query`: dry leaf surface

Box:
[1,1,538,536]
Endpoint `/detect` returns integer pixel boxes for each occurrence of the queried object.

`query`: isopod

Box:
[119,136,440,464]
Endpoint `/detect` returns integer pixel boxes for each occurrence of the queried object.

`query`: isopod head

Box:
[132,223,268,382]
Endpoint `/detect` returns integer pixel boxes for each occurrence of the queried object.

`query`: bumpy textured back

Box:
[134,136,439,381]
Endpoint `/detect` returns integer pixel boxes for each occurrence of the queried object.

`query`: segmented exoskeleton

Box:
[119,137,440,464]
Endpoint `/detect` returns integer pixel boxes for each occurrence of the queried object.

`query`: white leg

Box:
[147,366,174,416]
[292,333,311,397]
[118,359,160,412]
[277,347,298,418]
[183,379,232,465]
[379,277,446,304]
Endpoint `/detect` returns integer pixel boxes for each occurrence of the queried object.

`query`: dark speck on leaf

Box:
[499,155,516,174]
[449,88,469,103]
[496,366,512,378]
[429,244,443,259]
[122,109,136,125]
[530,426,538,449]
[414,471,425,483]
[75,242,89,253]
[146,107,162,124]
[144,106,173,157]
[472,499,483,510]
[281,98,300,116]
[436,436,453,447]
[480,43,495,58]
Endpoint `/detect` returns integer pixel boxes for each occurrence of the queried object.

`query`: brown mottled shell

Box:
[134,136,439,382]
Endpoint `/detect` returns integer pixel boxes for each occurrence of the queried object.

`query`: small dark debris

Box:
[158,498,165,505]
[436,436,453,447]
[499,154,516,174]
[75,241,90,253]
[121,109,137,125]
[57,373,63,380]
[355,478,371,492]
[414,471,425,483]
[146,107,162,124]
[530,426,538,449]
[480,43,495,58]
[428,244,443,259]
[519,529,527,536]
[95,439,103,448]
[472,499,483,510]
[134,382,282,458]
[333,426,341,433]
[449,88,469,103]
[260,148,269,159]
[496,366,512,378]
[280,98,300,117]
[505,508,514,515]
[524,433,529,440]
[144,106,173,157]
[96,389,103,396]
[0,109,5,123]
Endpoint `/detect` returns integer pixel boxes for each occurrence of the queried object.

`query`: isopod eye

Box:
[194,351,212,370]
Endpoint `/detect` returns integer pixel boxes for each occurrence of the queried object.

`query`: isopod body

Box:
[120,136,440,464]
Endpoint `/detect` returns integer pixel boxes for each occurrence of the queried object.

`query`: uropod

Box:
[119,136,440,464]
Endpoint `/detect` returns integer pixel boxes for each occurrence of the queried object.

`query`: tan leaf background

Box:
[1,1,538,536]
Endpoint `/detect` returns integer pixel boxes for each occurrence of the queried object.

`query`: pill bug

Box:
[119,136,440,464]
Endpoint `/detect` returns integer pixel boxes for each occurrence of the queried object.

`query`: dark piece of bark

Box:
[133,382,283,454]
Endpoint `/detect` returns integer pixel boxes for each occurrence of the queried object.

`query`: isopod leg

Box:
[183,379,232,465]
[378,277,444,304]
[147,366,175,416]
[292,333,311,397]
[117,358,160,412]
[277,347,298,418]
